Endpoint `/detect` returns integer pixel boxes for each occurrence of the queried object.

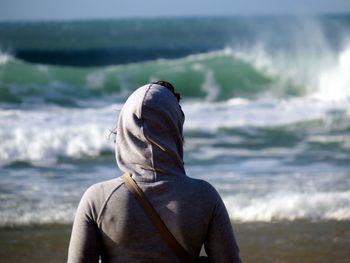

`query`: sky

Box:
[1,0,350,21]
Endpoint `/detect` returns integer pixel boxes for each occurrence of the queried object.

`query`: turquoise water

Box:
[0,16,350,226]
[0,52,304,104]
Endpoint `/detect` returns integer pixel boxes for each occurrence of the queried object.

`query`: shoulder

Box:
[185,177,232,220]
[185,176,217,190]
[184,176,222,201]
[84,177,124,198]
[78,177,124,220]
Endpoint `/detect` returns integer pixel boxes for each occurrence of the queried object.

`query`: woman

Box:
[67,81,242,263]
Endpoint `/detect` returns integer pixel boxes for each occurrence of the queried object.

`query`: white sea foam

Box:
[229,42,350,102]
[0,203,76,226]
[183,97,350,132]
[0,105,120,166]
[1,95,349,166]
[201,69,221,101]
[313,46,350,101]
[224,191,350,222]
[2,187,349,226]
[0,51,12,65]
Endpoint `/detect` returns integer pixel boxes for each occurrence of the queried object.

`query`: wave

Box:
[224,190,350,222]
[0,43,350,106]
[184,97,350,131]
[0,105,117,166]
[313,46,350,100]
[1,96,349,167]
[0,51,11,65]
[12,47,208,67]
[0,203,76,226]
[1,179,349,226]
[0,49,276,104]
[2,46,350,105]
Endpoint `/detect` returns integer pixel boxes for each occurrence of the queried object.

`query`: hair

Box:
[151,80,181,102]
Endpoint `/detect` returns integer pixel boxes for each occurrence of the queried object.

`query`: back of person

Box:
[68,82,242,263]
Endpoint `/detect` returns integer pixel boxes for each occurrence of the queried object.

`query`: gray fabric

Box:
[68,84,242,263]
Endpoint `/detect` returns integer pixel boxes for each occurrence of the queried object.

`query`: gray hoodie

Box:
[67,84,242,263]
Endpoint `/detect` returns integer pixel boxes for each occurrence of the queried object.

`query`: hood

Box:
[115,84,186,182]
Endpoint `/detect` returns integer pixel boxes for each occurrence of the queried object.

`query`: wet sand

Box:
[0,220,349,263]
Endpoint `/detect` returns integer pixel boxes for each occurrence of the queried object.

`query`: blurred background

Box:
[0,0,350,262]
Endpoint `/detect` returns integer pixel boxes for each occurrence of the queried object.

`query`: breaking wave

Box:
[1,45,350,105]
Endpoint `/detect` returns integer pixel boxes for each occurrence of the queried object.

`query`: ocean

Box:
[0,16,350,262]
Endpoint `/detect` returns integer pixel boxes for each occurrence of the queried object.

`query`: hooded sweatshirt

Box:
[67,84,242,263]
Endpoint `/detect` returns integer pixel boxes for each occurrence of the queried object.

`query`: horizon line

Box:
[1,11,350,24]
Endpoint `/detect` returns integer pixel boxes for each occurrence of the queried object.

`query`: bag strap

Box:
[121,173,193,263]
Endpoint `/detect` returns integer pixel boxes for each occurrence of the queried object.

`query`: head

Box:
[115,81,185,181]
[151,80,181,103]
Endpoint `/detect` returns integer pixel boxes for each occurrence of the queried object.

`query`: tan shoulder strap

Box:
[121,173,193,263]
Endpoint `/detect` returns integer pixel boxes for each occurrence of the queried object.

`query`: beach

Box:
[1,221,349,263]
[1,16,350,262]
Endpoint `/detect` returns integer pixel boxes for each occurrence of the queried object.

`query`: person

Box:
[67,81,242,263]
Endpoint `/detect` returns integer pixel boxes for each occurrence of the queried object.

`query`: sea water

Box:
[0,16,350,227]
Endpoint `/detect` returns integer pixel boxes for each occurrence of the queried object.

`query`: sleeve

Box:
[204,194,242,263]
[67,187,102,263]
